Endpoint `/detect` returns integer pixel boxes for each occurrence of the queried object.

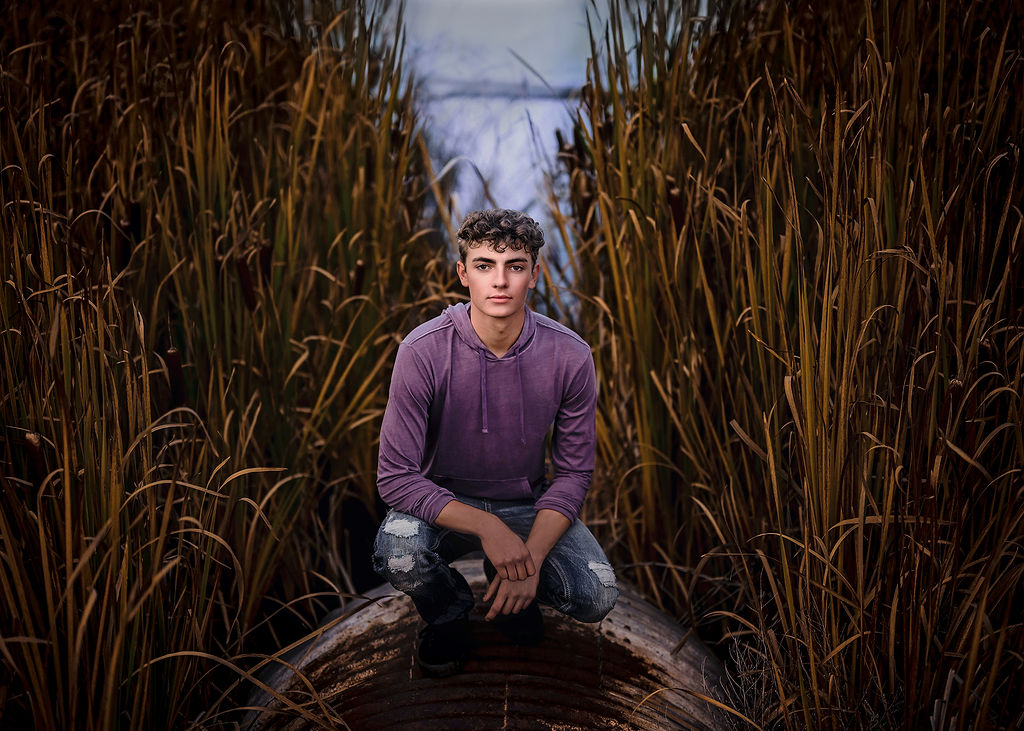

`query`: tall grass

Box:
[551,0,1023,726]
[1,1,448,727]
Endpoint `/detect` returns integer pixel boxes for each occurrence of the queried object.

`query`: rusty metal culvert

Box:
[244,559,725,729]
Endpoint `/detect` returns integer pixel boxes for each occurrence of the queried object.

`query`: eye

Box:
[510,265,524,272]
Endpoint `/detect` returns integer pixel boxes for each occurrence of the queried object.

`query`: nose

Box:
[493,267,508,287]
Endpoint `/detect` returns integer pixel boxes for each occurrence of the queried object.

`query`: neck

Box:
[469,307,526,358]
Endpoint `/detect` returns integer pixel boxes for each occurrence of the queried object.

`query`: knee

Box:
[571,583,619,623]
[561,560,620,623]
[372,513,431,588]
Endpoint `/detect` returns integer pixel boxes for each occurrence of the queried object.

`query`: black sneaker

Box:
[495,601,545,645]
[483,558,545,646]
[416,615,471,677]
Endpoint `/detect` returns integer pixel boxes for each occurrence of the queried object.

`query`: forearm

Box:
[435,498,499,537]
[437,499,536,581]
[525,508,571,564]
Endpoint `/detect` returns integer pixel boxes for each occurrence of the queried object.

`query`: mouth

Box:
[488,295,512,302]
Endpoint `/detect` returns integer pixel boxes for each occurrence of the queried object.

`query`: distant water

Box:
[401,0,601,229]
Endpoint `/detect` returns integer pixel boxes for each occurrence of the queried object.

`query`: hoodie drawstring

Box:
[478,347,526,445]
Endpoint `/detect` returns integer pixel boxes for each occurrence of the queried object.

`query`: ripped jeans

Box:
[372,496,619,626]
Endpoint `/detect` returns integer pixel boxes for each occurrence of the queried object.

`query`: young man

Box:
[373,208,618,677]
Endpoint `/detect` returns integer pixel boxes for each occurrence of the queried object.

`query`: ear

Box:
[456,260,469,287]
[528,262,541,289]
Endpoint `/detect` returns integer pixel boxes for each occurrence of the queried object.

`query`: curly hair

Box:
[455,209,545,265]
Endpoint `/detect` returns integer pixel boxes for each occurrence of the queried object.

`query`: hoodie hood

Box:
[444,302,535,444]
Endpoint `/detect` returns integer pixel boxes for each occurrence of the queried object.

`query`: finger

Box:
[486,591,507,621]
[525,555,537,577]
[507,592,523,615]
[519,557,533,580]
[483,576,501,603]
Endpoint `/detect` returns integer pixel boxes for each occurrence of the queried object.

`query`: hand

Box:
[483,572,539,620]
[479,519,536,582]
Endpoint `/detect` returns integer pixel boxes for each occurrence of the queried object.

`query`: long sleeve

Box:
[377,342,456,524]
[534,353,597,521]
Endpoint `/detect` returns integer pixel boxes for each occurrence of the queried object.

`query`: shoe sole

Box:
[417,654,466,677]
[417,617,471,678]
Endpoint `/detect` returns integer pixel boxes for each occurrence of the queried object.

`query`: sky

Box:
[401,0,600,222]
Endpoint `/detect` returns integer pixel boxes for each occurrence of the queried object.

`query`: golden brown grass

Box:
[549,0,1024,726]
[4,0,1023,727]
[1,1,450,727]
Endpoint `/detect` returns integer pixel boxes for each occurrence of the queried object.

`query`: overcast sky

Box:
[402,0,599,220]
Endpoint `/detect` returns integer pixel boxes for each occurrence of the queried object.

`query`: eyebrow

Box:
[469,255,529,265]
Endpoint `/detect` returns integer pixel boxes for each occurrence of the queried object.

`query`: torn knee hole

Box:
[383,518,420,538]
[387,554,415,573]
[588,561,617,588]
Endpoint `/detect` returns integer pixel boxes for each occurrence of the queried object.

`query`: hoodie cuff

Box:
[533,494,580,524]
[421,490,458,525]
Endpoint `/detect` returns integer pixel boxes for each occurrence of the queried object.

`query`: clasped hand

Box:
[483,571,539,620]
[479,522,539,620]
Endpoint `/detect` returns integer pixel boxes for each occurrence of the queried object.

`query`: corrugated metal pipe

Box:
[244,559,725,729]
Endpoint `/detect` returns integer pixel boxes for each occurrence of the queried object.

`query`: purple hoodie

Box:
[377,302,597,524]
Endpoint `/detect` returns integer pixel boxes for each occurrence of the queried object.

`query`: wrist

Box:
[474,511,504,539]
[525,540,548,565]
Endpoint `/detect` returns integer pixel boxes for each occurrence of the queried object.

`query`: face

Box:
[456,244,540,324]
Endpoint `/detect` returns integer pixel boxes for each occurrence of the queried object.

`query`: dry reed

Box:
[1,1,449,727]
[550,0,1023,726]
